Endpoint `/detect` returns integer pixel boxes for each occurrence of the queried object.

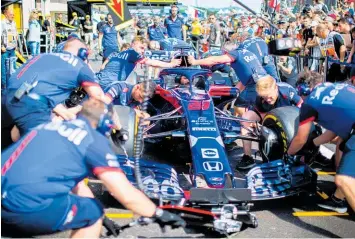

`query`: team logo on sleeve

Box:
[63,204,78,225]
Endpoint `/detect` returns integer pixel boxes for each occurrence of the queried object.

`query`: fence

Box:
[273,54,355,84]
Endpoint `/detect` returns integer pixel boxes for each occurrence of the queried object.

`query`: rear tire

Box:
[110,105,138,157]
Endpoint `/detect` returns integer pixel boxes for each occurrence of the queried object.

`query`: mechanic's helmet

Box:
[296,73,311,96]
[68,33,79,40]
[296,82,311,96]
[96,104,116,137]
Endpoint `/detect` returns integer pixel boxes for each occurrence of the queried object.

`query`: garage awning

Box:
[1,0,22,9]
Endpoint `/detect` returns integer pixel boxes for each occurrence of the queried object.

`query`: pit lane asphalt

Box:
[38,58,354,238]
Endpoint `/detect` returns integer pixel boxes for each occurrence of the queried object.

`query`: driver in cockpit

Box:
[175,75,206,90]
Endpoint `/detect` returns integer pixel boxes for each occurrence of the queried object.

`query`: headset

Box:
[296,78,311,97]
[77,48,89,62]
[96,104,115,137]
[169,5,180,14]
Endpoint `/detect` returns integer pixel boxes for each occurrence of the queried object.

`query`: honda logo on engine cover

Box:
[202,161,223,171]
[201,148,219,158]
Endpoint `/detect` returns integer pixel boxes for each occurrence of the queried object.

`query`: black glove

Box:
[153,208,186,230]
[111,128,129,145]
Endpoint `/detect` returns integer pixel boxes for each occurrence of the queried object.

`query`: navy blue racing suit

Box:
[97,49,146,89]
[100,23,119,59]
[226,48,268,105]
[4,52,98,135]
[104,82,139,107]
[299,83,355,177]
[1,118,122,235]
[252,82,302,118]
[238,37,280,82]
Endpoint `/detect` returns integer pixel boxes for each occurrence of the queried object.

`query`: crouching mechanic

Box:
[3,39,105,133]
[1,99,185,237]
[288,71,355,214]
[236,77,303,169]
[103,81,156,124]
[97,36,181,89]
[2,38,105,143]
[188,46,269,116]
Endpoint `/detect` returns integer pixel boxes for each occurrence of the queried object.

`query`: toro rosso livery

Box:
[109,67,320,234]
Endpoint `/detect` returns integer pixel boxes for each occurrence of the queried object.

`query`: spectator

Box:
[347,27,355,80]
[302,17,314,46]
[164,5,186,41]
[135,20,147,37]
[313,0,329,14]
[191,18,203,38]
[147,16,167,41]
[251,18,258,33]
[323,16,335,31]
[236,17,254,40]
[83,15,94,50]
[202,19,211,39]
[317,23,347,82]
[96,15,106,33]
[254,17,265,38]
[338,17,352,34]
[43,14,51,33]
[287,17,300,38]
[306,21,322,72]
[277,56,298,87]
[69,12,81,37]
[56,13,63,23]
[27,10,41,57]
[1,7,17,89]
[208,13,222,46]
[277,19,288,37]
[303,4,314,19]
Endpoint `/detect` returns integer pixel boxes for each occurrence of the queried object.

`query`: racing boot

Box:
[235,154,256,170]
[317,194,348,214]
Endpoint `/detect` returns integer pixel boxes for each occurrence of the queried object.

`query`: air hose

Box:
[133,67,151,191]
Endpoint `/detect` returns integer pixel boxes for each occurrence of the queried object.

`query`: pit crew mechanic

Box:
[236,77,303,169]
[103,81,156,107]
[188,43,270,116]
[147,16,168,41]
[2,38,105,139]
[103,81,156,124]
[53,33,80,53]
[288,71,355,214]
[236,37,280,82]
[98,14,123,61]
[164,5,187,41]
[97,36,181,89]
[1,99,185,238]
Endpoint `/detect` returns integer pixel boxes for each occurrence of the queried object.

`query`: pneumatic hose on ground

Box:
[133,71,152,191]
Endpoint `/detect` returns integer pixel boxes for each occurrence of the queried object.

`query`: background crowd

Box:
[2,0,355,89]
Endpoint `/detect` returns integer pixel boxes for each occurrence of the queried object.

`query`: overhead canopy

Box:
[1,0,21,10]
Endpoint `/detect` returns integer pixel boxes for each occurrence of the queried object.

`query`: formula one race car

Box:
[108,67,321,235]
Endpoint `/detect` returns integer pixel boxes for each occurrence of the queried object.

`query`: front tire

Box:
[260,106,320,162]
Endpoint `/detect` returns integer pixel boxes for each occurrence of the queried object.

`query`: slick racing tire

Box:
[110,105,138,157]
[260,106,320,162]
